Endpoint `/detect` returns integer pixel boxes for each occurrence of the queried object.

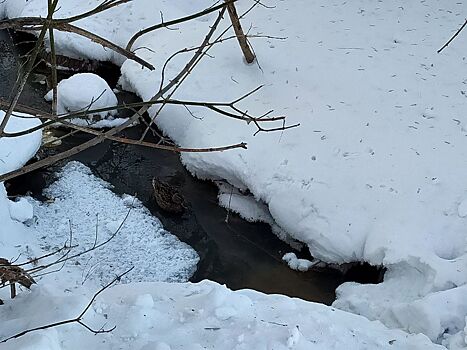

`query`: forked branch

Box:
[1,267,134,343]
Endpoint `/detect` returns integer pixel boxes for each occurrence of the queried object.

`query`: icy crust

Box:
[31,161,199,284]
[0,280,443,350]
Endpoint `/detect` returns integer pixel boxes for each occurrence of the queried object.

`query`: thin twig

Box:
[438,18,467,53]
[1,267,133,343]
[0,0,59,136]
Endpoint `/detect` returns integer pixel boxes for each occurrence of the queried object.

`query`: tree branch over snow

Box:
[0,7,229,182]
[225,0,255,63]
[125,0,239,51]
[0,201,133,297]
[0,0,297,184]
[0,267,134,344]
[437,18,467,53]
[0,18,155,70]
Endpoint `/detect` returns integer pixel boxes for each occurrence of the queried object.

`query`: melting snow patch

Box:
[282,252,317,272]
[30,161,199,284]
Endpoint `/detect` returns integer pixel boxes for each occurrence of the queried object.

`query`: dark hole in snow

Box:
[341,263,385,284]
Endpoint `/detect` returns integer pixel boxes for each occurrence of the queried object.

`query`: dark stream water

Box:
[1,30,381,305]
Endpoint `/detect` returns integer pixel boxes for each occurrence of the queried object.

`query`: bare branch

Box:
[126,0,237,51]
[0,267,133,344]
[438,18,467,53]
[0,7,228,183]
[0,0,59,136]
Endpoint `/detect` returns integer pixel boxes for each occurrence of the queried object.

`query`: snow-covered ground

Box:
[1,0,467,348]
[0,280,443,350]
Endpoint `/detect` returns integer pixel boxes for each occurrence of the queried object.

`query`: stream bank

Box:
[2,30,382,306]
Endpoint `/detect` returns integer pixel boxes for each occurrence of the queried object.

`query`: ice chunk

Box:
[8,197,33,223]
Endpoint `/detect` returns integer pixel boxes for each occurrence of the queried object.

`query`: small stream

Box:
[2,30,381,306]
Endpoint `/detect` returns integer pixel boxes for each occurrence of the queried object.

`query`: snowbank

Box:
[334,259,467,345]
[0,111,42,258]
[0,280,443,350]
[0,111,42,175]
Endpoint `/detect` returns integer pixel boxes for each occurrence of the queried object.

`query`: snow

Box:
[30,161,199,284]
[458,199,467,218]
[1,0,467,348]
[0,280,444,350]
[8,197,34,223]
[0,111,42,175]
[0,111,42,257]
[44,73,124,128]
[217,182,298,245]
[282,252,317,272]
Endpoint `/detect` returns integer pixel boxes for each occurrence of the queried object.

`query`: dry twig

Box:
[438,18,467,53]
[1,267,134,343]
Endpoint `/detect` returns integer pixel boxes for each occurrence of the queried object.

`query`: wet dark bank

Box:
[2,30,382,306]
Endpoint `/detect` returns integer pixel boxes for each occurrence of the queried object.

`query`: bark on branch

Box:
[225,1,255,63]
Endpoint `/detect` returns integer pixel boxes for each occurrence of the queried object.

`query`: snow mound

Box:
[0,111,42,176]
[44,73,122,127]
[334,258,467,346]
[31,161,199,284]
